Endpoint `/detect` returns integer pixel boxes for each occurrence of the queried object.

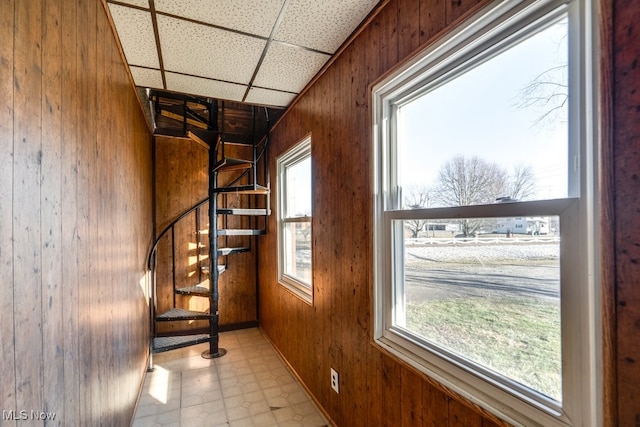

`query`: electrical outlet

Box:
[330,368,339,393]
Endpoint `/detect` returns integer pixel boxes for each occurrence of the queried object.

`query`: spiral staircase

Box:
[145,90,273,368]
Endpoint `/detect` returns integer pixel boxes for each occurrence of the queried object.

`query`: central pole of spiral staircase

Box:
[202,99,226,359]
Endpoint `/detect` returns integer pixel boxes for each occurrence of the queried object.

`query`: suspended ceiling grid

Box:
[107,0,380,108]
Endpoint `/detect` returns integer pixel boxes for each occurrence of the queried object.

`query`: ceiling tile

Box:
[154,0,284,38]
[275,0,378,53]
[130,66,164,89]
[109,0,149,8]
[109,4,159,68]
[158,15,266,85]
[253,42,329,93]
[165,72,246,102]
[245,87,296,108]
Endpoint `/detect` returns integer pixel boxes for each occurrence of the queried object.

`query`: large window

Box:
[277,136,312,302]
[372,1,599,425]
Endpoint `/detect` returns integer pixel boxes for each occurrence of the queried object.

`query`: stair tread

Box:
[218,229,266,236]
[156,308,210,321]
[152,334,210,353]
[175,285,210,295]
[217,208,271,216]
[201,265,226,274]
[213,185,269,195]
[218,247,250,256]
[215,157,252,172]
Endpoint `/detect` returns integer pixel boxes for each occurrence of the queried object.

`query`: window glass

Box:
[373,1,599,423]
[398,18,568,208]
[395,216,561,401]
[284,157,312,218]
[277,137,313,301]
[283,222,312,283]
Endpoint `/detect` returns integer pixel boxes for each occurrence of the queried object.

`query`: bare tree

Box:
[514,64,568,127]
[403,184,430,238]
[433,156,537,235]
[509,163,537,201]
[433,155,508,207]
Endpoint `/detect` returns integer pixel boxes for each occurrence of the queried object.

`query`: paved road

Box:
[404,243,560,302]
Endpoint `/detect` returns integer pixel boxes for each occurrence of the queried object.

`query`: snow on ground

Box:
[405,242,559,263]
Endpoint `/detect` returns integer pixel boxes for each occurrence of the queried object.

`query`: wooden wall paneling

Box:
[1,0,152,423]
[41,0,65,419]
[598,0,616,425]
[449,399,483,427]
[341,36,371,425]
[419,0,447,45]
[365,351,384,426]
[106,12,118,421]
[153,136,212,333]
[155,236,173,333]
[366,9,383,84]
[327,53,346,423]
[363,16,385,423]
[302,91,330,412]
[352,32,374,425]
[13,0,44,414]
[0,0,15,416]
[397,0,420,60]
[401,367,424,426]
[335,46,352,426]
[93,7,108,421]
[61,0,80,420]
[306,83,324,408]
[613,0,640,424]
[482,419,502,427]
[379,0,399,75]
[154,136,176,333]
[260,0,514,425]
[445,0,484,25]
[422,382,450,426]
[311,85,331,410]
[112,34,127,418]
[380,355,402,426]
[77,0,97,421]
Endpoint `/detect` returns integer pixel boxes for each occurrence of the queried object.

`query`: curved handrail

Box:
[147,197,210,270]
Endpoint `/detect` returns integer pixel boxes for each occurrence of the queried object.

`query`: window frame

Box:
[276,136,313,303]
[371,1,600,425]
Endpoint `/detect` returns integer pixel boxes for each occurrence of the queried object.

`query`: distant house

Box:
[494,217,550,235]
[424,222,460,232]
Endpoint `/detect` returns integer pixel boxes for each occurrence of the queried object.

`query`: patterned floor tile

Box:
[132,328,329,427]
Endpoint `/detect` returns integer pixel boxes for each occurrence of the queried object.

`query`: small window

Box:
[372,0,599,425]
[277,136,312,302]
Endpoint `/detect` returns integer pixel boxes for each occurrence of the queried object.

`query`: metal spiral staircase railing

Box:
[146,91,270,370]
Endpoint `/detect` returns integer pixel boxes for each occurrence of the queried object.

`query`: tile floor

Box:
[132,328,330,427]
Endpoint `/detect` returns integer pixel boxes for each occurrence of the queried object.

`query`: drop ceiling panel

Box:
[254,42,330,93]
[274,0,379,53]
[165,72,247,102]
[107,0,381,108]
[245,87,296,108]
[130,66,163,89]
[108,4,159,68]
[154,0,285,38]
[158,15,266,85]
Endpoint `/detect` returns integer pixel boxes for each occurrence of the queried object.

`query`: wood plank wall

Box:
[0,0,153,425]
[258,0,632,425]
[154,137,258,330]
[611,0,640,425]
[154,136,210,333]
